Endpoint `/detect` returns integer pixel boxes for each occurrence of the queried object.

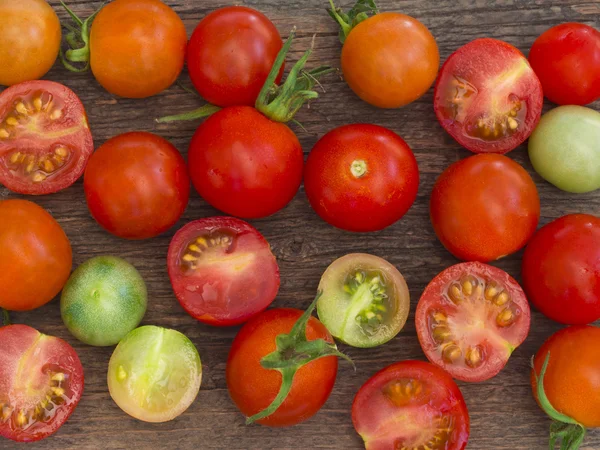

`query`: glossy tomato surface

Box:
[434,38,543,154]
[416,262,530,382]
[352,360,469,449]
[522,214,600,325]
[0,325,84,442]
[188,106,303,219]
[304,124,419,232]
[0,200,72,311]
[84,132,190,239]
[430,154,540,262]
[226,308,338,426]
[187,6,283,107]
[0,81,94,194]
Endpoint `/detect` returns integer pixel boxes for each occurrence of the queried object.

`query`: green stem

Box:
[156,104,221,123]
[1,309,10,327]
[59,1,104,72]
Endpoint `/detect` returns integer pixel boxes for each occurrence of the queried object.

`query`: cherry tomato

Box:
[0,81,94,195]
[0,199,72,311]
[167,217,280,326]
[304,124,419,232]
[416,262,530,382]
[522,214,600,325]
[529,23,600,106]
[0,324,84,442]
[434,38,543,154]
[84,131,190,240]
[187,6,283,107]
[430,154,540,262]
[352,360,469,449]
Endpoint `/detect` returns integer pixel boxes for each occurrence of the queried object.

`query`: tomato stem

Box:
[155,104,222,123]
[1,309,10,327]
[327,0,379,43]
[59,1,104,72]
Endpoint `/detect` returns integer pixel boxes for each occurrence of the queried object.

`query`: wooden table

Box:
[3,1,599,449]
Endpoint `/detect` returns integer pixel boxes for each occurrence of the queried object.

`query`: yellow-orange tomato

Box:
[341,13,439,108]
[0,0,61,86]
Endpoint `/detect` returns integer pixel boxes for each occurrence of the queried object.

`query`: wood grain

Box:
[2,0,599,448]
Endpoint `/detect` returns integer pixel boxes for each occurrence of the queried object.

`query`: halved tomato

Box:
[0,80,93,194]
[416,262,530,382]
[352,360,469,450]
[0,325,84,442]
[434,38,543,154]
[167,217,280,326]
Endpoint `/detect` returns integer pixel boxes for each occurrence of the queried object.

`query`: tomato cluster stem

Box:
[59,1,103,73]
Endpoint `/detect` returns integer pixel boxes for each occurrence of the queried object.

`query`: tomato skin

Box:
[84,131,190,240]
[529,23,600,106]
[226,308,338,427]
[522,214,600,325]
[188,106,303,219]
[0,200,72,311]
[187,6,283,107]
[430,154,540,262]
[304,124,419,232]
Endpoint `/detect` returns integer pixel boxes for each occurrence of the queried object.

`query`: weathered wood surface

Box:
[2,0,600,448]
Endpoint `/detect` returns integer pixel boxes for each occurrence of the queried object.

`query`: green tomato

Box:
[61,256,147,346]
[108,325,202,423]
[528,105,600,193]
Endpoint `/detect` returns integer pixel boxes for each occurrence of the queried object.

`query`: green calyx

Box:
[1,309,10,327]
[327,0,379,43]
[246,291,354,425]
[59,1,103,73]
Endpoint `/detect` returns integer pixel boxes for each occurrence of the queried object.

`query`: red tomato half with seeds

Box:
[352,360,469,449]
[168,217,280,326]
[434,38,543,154]
[0,325,84,442]
[416,262,530,382]
[0,81,93,194]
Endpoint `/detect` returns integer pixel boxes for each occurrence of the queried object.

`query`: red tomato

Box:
[352,360,469,449]
[167,217,280,326]
[0,325,84,442]
[304,124,419,232]
[84,131,190,239]
[434,38,543,154]
[188,106,303,219]
[0,81,93,194]
[416,262,530,382]
[529,23,600,106]
[430,154,540,262]
[522,214,600,325]
[187,6,283,107]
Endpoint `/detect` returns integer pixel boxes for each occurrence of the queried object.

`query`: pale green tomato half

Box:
[108,326,202,423]
[528,105,600,193]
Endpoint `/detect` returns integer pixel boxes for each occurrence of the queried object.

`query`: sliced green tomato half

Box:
[107,326,202,423]
[317,253,410,348]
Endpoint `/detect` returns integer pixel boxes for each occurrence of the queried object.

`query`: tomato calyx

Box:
[327,0,378,43]
[58,1,102,73]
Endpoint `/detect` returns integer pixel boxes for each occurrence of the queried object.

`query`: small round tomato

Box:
[108,326,202,423]
[0,325,84,442]
[84,131,190,239]
[416,262,530,382]
[0,0,61,86]
[522,214,600,325]
[317,253,410,348]
[187,6,283,107]
[434,38,543,154]
[430,154,540,262]
[0,199,72,311]
[304,124,419,232]
[529,23,600,106]
[167,217,280,326]
[352,360,469,449]
[528,106,600,194]
[0,81,94,194]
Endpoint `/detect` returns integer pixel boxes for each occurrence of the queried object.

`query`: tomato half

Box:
[434,38,543,154]
[0,81,93,194]
[304,124,419,232]
[430,154,540,262]
[352,360,469,450]
[84,131,190,239]
[416,262,530,382]
[167,217,280,326]
[522,214,600,325]
[0,325,84,442]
